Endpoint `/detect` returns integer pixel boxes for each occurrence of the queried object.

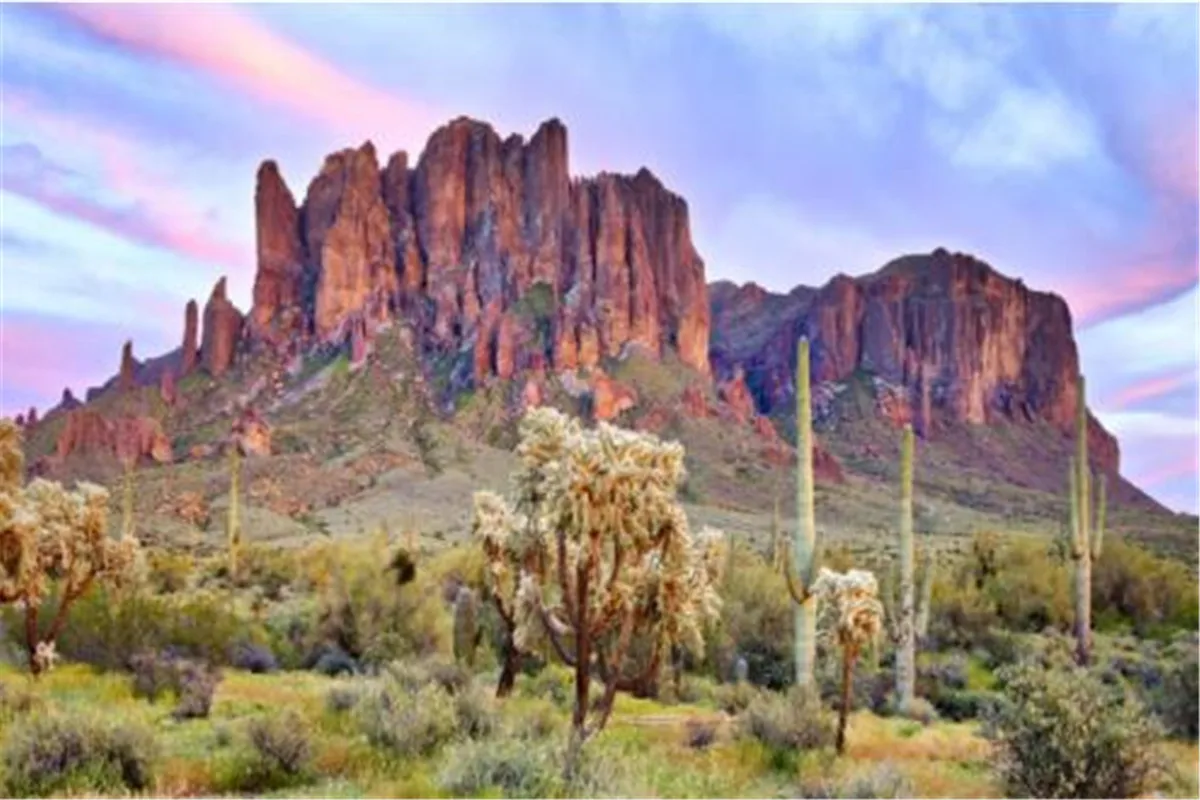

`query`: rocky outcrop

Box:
[60,388,81,412]
[160,369,177,407]
[591,370,637,421]
[245,116,710,384]
[201,277,243,377]
[712,249,1121,475]
[717,367,757,423]
[232,407,271,457]
[181,299,199,375]
[54,408,171,465]
[119,340,136,391]
[252,160,307,343]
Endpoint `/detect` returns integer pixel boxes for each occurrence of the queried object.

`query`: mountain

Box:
[15,115,1192,560]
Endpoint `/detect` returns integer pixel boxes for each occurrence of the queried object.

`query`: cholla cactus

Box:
[0,418,139,676]
[474,407,726,757]
[810,567,884,756]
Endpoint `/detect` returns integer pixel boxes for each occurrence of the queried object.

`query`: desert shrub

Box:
[683,717,719,750]
[146,550,194,593]
[796,763,914,798]
[0,679,41,723]
[1093,539,1199,636]
[715,680,762,715]
[930,688,999,722]
[325,682,363,714]
[171,659,222,720]
[504,698,564,741]
[738,687,835,768]
[246,712,312,785]
[306,642,359,676]
[705,547,794,690]
[1,712,157,797]
[519,662,575,708]
[985,661,1165,798]
[1152,639,1198,740]
[231,641,278,674]
[355,680,459,757]
[437,736,559,798]
[454,680,499,739]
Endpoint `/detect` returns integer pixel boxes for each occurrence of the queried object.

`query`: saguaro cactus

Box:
[227,447,242,581]
[895,424,916,712]
[453,585,480,668]
[1066,376,1105,666]
[121,459,135,541]
[782,337,820,690]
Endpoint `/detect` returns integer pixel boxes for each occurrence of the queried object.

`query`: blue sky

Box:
[1,3,1196,512]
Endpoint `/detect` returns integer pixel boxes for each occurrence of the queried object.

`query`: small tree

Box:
[475,408,726,770]
[811,567,885,755]
[0,419,139,676]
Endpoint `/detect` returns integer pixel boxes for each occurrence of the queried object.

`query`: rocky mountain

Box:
[17,114,1185,553]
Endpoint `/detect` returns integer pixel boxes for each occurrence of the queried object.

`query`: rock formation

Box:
[245,116,710,383]
[232,407,271,457]
[710,249,1121,475]
[55,408,171,465]
[201,277,243,377]
[160,368,178,407]
[60,388,81,412]
[181,299,199,375]
[119,340,136,391]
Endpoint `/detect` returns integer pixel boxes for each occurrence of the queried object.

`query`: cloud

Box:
[57,4,440,144]
[1104,367,1199,411]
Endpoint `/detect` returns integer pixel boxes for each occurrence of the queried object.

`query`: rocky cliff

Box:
[710,248,1121,477]
[248,116,710,381]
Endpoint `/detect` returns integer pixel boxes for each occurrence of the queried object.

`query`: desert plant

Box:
[324,681,362,714]
[985,660,1165,798]
[437,736,560,798]
[796,763,914,798]
[1,711,157,797]
[355,678,459,757]
[0,419,139,675]
[810,567,885,754]
[452,584,481,668]
[1064,376,1106,666]
[738,685,836,767]
[683,717,719,750]
[231,641,278,673]
[476,408,727,768]
[246,711,312,782]
[227,447,242,582]
[782,336,821,690]
[1153,640,1199,740]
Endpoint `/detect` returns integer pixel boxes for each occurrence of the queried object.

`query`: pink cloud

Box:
[1105,367,1199,410]
[1134,451,1200,489]
[1061,257,1198,327]
[4,93,251,269]
[60,4,440,140]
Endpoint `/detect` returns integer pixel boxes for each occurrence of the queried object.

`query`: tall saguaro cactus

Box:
[895,424,916,712]
[782,337,820,690]
[228,447,242,581]
[1066,376,1105,666]
[121,459,135,541]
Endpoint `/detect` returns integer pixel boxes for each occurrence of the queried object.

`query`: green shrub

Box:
[796,763,914,798]
[930,688,999,722]
[715,680,762,715]
[356,680,459,757]
[437,736,560,798]
[325,681,363,714]
[738,687,835,767]
[1153,638,1198,740]
[683,717,719,750]
[454,680,499,739]
[985,661,1165,798]
[2,712,157,797]
[246,712,313,785]
[1093,539,1199,636]
[705,547,794,690]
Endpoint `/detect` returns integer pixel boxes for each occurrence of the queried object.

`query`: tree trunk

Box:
[496,637,519,698]
[836,645,857,756]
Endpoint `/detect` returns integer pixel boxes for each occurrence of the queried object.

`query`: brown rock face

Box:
[119,340,136,391]
[717,367,757,423]
[252,160,307,343]
[60,388,81,412]
[181,299,199,375]
[713,249,1120,475]
[26,407,37,426]
[55,409,171,465]
[232,407,271,457]
[201,277,243,377]
[247,116,710,384]
[591,370,638,421]
[160,369,178,407]
[304,142,397,342]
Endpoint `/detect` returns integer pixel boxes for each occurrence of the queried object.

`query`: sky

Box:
[0,3,1197,512]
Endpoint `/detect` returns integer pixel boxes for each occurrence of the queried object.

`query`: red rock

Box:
[189,444,215,461]
[56,409,171,465]
[160,369,178,407]
[232,407,271,457]
[181,299,199,375]
[349,313,371,367]
[717,367,756,423]
[520,378,543,411]
[201,276,243,377]
[813,439,845,484]
[591,370,637,421]
[251,160,307,343]
[381,150,423,302]
[26,407,37,426]
[119,340,136,391]
[303,142,396,342]
[681,384,711,418]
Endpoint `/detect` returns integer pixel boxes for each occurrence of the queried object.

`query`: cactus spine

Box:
[228,446,242,581]
[452,585,480,668]
[782,336,820,689]
[895,424,916,712]
[1067,375,1105,666]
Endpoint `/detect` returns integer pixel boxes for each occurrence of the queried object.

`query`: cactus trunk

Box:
[228,447,242,581]
[1069,376,1105,667]
[453,585,480,668]
[896,424,916,713]
[121,460,135,540]
[793,338,818,689]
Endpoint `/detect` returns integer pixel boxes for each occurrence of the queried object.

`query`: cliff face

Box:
[710,248,1121,476]
[251,116,710,378]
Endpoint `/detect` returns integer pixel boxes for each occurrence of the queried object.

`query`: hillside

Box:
[12,115,1196,563]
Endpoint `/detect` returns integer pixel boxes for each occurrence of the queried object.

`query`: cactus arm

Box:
[1067,457,1082,559]
[1092,473,1106,560]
